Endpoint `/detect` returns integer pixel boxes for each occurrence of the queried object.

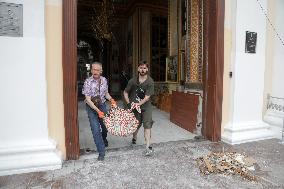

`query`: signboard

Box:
[0,2,23,37]
[245,31,257,53]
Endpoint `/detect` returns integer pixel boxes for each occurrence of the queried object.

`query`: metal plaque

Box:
[0,2,23,37]
[245,31,257,53]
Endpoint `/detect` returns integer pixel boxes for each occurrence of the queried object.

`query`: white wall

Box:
[271,0,284,97]
[0,0,61,176]
[45,0,66,159]
[222,0,274,144]
[233,0,267,123]
[263,0,284,139]
[222,0,236,133]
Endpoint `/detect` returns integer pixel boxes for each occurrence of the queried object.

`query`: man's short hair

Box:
[91,62,103,73]
[92,61,102,67]
[138,60,149,68]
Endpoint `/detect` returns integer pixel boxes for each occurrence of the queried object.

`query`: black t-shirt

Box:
[124,76,154,110]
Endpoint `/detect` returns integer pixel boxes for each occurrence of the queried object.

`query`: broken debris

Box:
[196,152,257,181]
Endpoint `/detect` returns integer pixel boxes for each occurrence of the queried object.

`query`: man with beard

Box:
[82,62,116,161]
[124,60,154,156]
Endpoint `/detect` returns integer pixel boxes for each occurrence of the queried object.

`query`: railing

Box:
[282,118,284,145]
[266,95,284,112]
[267,95,284,144]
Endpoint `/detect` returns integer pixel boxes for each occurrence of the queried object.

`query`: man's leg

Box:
[144,128,151,148]
[86,105,105,160]
[142,109,154,156]
[99,103,108,146]
[132,111,142,144]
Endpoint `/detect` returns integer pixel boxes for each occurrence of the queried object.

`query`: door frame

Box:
[63,0,79,160]
[202,0,225,141]
[62,0,225,160]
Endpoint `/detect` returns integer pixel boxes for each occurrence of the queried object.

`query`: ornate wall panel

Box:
[189,0,199,83]
[198,0,203,82]
[185,0,191,82]
[185,0,203,84]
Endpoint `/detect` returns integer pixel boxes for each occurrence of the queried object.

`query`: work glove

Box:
[98,111,105,118]
[131,102,141,113]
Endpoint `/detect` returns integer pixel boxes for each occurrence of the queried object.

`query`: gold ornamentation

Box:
[185,0,203,84]
[189,0,199,83]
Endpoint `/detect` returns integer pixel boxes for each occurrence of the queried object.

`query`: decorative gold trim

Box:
[189,0,199,83]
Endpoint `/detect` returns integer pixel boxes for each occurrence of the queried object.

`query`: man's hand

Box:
[98,111,105,118]
[131,102,141,113]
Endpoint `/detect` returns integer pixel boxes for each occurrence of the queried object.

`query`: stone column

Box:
[222,0,274,144]
[263,0,284,139]
[0,0,62,176]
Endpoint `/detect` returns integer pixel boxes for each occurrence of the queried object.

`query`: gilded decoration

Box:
[198,0,203,83]
[189,0,199,83]
[185,0,203,84]
[185,0,191,83]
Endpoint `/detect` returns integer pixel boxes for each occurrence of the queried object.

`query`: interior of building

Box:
[76,0,204,152]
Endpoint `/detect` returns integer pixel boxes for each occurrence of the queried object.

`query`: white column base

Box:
[264,111,284,140]
[0,139,62,176]
[222,121,274,145]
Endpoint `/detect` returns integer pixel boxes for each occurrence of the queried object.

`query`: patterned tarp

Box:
[104,104,140,136]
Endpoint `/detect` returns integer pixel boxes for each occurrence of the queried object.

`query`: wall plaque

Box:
[0,2,23,37]
[245,31,257,53]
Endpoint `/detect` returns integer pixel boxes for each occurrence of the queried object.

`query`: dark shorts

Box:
[134,108,153,129]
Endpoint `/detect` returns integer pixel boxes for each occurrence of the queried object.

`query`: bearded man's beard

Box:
[139,70,148,76]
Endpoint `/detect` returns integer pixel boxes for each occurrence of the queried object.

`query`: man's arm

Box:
[123,90,130,104]
[123,78,133,104]
[85,95,100,113]
[105,92,113,101]
[82,79,101,113]
[137,95,150,106]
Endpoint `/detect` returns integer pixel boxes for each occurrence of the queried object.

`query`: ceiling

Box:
[77,0,168,37]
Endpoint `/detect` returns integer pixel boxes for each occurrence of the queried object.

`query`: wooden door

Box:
[62,0,225,159]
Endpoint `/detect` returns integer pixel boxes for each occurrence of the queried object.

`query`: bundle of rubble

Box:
[196,152,257,181]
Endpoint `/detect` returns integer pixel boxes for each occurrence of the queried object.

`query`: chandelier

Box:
[91,0,115,42]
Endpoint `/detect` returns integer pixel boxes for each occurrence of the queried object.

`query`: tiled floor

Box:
[78,101,196,151]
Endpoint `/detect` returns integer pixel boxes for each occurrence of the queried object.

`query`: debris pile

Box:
[196,152,257,181]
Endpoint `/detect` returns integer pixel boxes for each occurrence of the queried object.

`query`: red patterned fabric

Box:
[104,106,139,136]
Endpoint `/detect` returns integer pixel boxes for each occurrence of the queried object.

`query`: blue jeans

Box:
[86,103,108,156]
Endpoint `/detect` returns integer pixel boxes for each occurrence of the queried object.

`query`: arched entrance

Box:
[62,0,225,160]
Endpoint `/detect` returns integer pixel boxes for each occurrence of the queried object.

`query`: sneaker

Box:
[132,138,136,144]
[98,154,105,161]
[144,147,154,156]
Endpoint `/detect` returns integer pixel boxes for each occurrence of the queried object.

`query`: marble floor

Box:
[78,101,196,151]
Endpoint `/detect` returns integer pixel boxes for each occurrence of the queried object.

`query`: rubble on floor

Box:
[196,152,257,181]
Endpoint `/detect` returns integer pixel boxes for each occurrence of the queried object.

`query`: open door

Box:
[62,0,225,160]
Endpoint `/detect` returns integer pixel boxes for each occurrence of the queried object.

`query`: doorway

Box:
[63,0,224,160]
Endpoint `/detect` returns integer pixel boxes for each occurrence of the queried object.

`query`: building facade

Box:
[0,0,283,176]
